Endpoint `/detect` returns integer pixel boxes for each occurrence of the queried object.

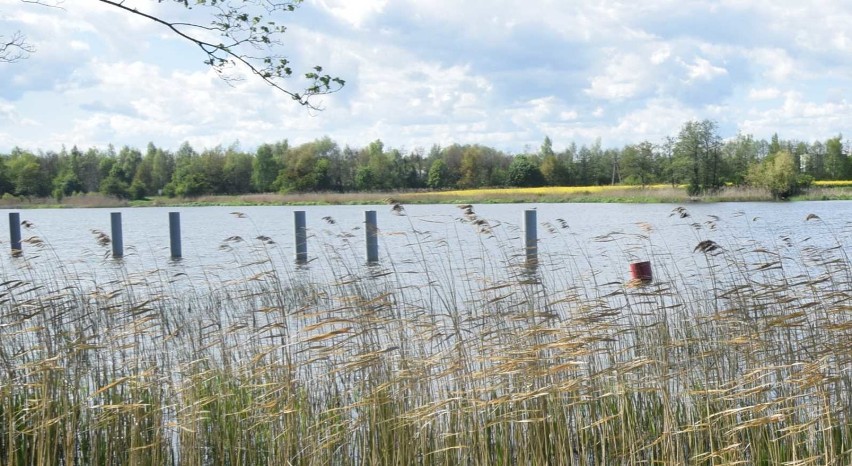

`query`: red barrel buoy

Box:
[630,261,653,282]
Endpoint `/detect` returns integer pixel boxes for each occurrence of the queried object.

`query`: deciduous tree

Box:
[427,159,450,189]
[620,141,655,186]
[506,155,544,187]
[747,150,808,199]
[674,120,723,195]
[7,149,51,197]
[253,143,284,192]
[825,135,848,180]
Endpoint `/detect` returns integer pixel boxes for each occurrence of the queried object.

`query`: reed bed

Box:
[160,192,399,206]
[0,193,131,209]
[795,186,852,201]
[0,206,849,465]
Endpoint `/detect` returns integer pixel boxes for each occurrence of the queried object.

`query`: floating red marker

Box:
[630,261,653,282]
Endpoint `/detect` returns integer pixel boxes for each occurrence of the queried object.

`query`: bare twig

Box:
[0,31,35,63]
[20,0,65,7]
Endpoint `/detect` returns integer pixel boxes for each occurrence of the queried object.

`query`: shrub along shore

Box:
[0,205,849,464]
[0,182,851,209]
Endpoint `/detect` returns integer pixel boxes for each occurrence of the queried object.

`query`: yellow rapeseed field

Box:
[408,184,675,198]
[814,180,852,187]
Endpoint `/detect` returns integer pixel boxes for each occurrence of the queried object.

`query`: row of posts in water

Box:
[6,210,539,266]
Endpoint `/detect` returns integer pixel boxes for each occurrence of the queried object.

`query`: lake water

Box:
[2,201,850,295]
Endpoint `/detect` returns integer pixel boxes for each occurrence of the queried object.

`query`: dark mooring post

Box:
[524,209,538,267]
[365,210,379,263]
[294,210,307,264]
[110,212,124,258]
[9,212,21,254]
[169,212,182,259]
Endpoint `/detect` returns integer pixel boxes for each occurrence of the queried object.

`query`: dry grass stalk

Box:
[0,206,849,465]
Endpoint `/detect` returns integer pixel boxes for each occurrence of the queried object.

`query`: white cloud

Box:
[69,40,90,51]
[746,48,797,82]
[611,98,696,142]
[0,101,16,122]
[559,110,579,121]
[681,57,727,82]
[748,87,781,100]
[740,90,852,142]
[1,0,851,153]
[650,45,672,65]
[313,0,388,28]
[510,96,561,128]
[585,53,654,101]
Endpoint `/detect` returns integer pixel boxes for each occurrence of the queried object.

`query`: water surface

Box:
[2,201,849,293]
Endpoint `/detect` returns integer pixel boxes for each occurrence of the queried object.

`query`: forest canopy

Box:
[1,120,848,201]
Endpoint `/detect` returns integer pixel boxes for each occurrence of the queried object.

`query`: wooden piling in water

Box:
[294,210,307,264]
[169,212,182,259]
[524,209,537,267]
[365,210,379,263]
[9,212,21,254]
[111,212,124,258]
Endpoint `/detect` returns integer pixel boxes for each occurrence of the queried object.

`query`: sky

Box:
[0,0,851,154]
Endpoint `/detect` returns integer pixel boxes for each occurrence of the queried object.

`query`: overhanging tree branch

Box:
[97,0,344,109]
[5,0,344,108]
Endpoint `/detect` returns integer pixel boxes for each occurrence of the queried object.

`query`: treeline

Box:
[1,120,849,201]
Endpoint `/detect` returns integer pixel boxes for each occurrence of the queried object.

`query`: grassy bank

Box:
[0,206,849,464]
[0,183,851,208]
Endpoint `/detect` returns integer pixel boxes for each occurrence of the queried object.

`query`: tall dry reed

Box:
[0,206,849,465]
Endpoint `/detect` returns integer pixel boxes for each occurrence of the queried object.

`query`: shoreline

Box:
[0,184,850,209]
